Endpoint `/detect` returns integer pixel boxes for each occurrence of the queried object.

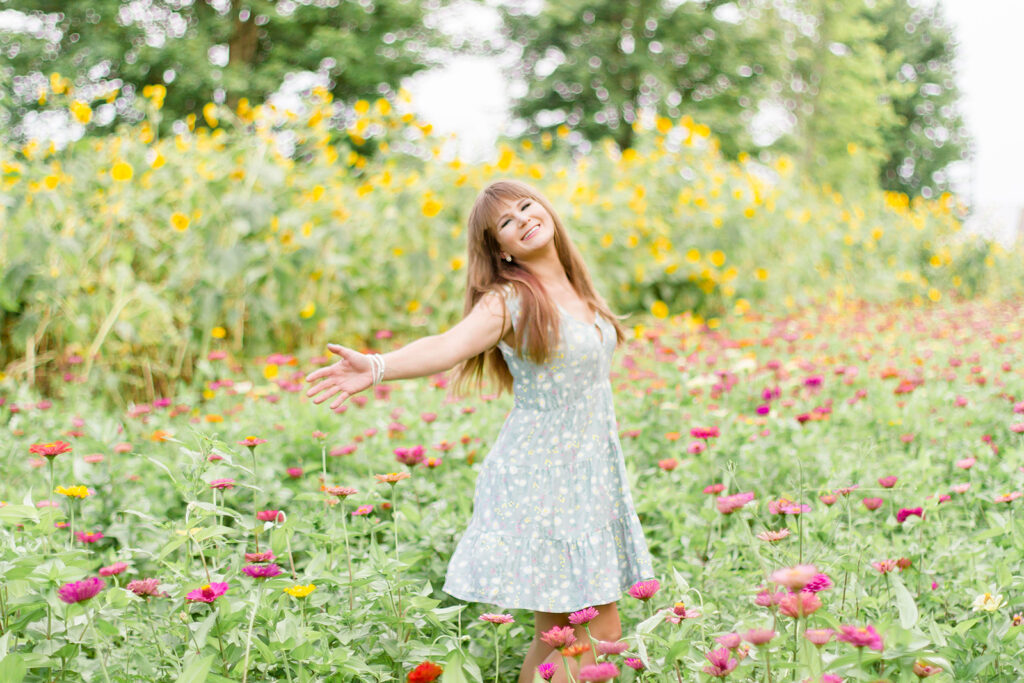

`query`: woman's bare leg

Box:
[521,602,622,683]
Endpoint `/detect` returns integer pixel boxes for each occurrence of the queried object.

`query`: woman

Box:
[305,179,654,682]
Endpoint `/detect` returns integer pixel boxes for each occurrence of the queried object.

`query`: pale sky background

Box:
[404,0,1024,243]
[2,0,1020,242]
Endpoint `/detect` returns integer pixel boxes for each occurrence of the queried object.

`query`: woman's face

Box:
[491,194,555,262]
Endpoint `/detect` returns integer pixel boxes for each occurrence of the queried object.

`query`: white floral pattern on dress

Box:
[442,284,655,613]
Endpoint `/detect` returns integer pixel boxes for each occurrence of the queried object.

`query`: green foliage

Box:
[0,0,452,140]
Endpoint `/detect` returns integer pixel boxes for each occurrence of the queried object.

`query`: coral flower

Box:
[804,628,835,646]
[238,436,267,448]
[57,577,105,604]
[658,458,678,471]
[407,661,443,683]
[186,582,229,603]
[127,578,166,597]
[256,510,285,522]
[540,625,576,648]
[819,494,838,505]
[768,498,810,515]
[995,492,1023,503]
[479,613,514,624]
[757,529,791,543]
[209,478,235,490]
[560,642,591,658]
[627,579,660,600]
[702,647,738,677]
[99,562,128,577]
[703,483,725,495]
[778,591,822,618]
[578,662,620,681]
[836,624,883,651]
[536,662,558,681]
[75,531,104,543]
[862,497,883,511]
[242,563,282,579]
[30,441,73,458]
[83,454,104,464]
[569,606,599,625]
[770,564,819,591]
[375,471,411,484]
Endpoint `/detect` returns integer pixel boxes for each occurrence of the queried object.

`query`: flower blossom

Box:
[627,579,660,600]
[185,583,229,603]
[578,662,620,682]
[57,577,105,604]
[539,625,576,649]
[836,624,883,651]
[702,648,738,677]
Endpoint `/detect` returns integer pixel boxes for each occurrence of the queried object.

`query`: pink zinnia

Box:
[702,647,738,677]
[256,510,284,522]
[878,476,898,488]
[803,573,833,593]
[537,663,558,681]
[127,578,166,597]
[804,628,835,646]
[715,633,742,649]
[754,588,787,607]
[578,662,619,682]
[238,436,267,448]
[479,613,514,624]
[75,531,104,543]
[862,497,883,511]
[768,498,810,515]
[352,504,373,516]
[242,563,282,579]
[951,483,970,494]
[836,624,884,651]
[703,483,725,495]
[540,625,576,648]
[956,457,976,470]
[658,458,679,471]
[819,494,838,506]
[185,582,229,603]
[896,507,923,523]
[57,577,105,604]
[691,426,719,439]
[596,640,629,655]
[743,628,776,645]
[717,492,755,514]
[569,606,599,625]
[687,441,706,455]
[770,564,819,591]
[245,551,275,563]
[99,562,128,577]
[209,478,235,490]
[624,658,645,670]
[778,591,822,618]
[627,579,660,600]
[757,529,791,543]
[286,467,303,478]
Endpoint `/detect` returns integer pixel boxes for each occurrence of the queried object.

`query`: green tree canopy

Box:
[0,0,453,140]
[500,0,787,156]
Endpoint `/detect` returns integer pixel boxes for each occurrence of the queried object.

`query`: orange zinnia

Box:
[375,472,411,484]
[561,642,591,658]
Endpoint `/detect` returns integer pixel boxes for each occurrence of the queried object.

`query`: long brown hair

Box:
[450,179,627,399]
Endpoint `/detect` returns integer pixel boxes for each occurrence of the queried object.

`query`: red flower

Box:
[408,661,443,683]
[29,441,73,459]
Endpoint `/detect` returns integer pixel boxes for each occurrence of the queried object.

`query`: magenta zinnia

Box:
[185,582,229,603]
[57,577,105,604]
[209,478,235,490]
[627,578,660,600]
[702,647,738,677]
[568,606,599,625]
[837,624,884,651]
[242,563,282,579]
[577,662,620,682]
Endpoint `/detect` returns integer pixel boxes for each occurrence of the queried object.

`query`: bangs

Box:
[475,182,538,233]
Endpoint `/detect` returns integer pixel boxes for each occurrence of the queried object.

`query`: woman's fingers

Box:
[329,391,350,411]
[309,380,345,404]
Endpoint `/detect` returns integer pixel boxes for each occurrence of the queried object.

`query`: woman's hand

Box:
[304,344,374,412]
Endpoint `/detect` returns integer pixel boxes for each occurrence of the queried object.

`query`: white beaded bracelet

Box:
[369,353,385,385]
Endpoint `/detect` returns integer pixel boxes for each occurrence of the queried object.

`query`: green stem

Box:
[86,607,112,683]
[560,654,576,683]
[241,582,265,683]
[493,626,500,683]
[340,506,354,611]
[213,606,229,675]
[47,459,55,553]
[583,623,600,660]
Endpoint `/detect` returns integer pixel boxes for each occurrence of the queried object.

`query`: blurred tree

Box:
[0,0,453,140]
[867,0,969,198]
[500,0,787,156]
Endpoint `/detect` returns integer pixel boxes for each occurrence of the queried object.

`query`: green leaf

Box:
[0,653,26,683]
[889,573,918,628]
[442,650,469,683]
[0,505,40,525]
[176,654,215,683]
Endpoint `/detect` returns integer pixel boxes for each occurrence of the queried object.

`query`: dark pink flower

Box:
[75,531,104,544]
[242,563,282,579]
[627,579,660,600]
[624,658,644,671]
[896,507,923,523]
[702,647,738,677]
[878,476,898,488]
[57,577,105,604]
[569,606,599,625]
[256,510,284,523]
[836,624,883,651]
[186,582,229,603]
[717,492,755,514]
[862,497,883,511]
[803,573,833,593]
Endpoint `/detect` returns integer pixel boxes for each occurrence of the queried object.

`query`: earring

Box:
[503,254,512,262]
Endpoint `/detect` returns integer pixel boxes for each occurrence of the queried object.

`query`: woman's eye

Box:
[522,202,531,209]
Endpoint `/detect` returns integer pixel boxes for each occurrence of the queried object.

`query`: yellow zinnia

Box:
[55,485,91,499]
[110,162,133,182]
[170,212,190,231]
[284,584,316,598]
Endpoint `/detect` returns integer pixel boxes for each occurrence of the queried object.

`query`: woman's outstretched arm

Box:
[304,290,509,412]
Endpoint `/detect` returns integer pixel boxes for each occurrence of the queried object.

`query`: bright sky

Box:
[405,0,1023,242]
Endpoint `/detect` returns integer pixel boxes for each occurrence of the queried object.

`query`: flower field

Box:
[2,295,1023,682]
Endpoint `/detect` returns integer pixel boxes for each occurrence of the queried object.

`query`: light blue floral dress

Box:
[442,284,655,613]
